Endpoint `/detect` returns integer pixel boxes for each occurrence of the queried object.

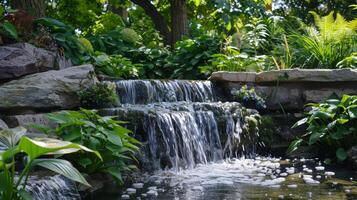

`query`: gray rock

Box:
[257,69,357,83]
[210,71,256,82]
[303,89,357,103]
[3,113,57,133]
[0,64,95,113]
[210,69,357,83]
[0,43,71,81]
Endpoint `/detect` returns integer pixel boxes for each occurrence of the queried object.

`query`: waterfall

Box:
[102,79,262,171]
[26,175,80,200]
[115,80,215,104]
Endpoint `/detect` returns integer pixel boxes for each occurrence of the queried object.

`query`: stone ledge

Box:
[210,68,357,83]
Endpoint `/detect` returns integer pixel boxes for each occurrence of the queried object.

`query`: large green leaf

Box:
[32,159,90,186]
[17,137,101,160]
[309,131,324,145]
[1,21,18,40]
[0,127,26,151]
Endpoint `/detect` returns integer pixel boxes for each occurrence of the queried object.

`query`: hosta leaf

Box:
[2,21,18,39]
[33,159,90,186]
[18,137,101,160]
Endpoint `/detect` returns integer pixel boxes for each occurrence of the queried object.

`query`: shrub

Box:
[167,35,222,79]
[39,109,140,183]
[289,95,357,162]
[78,82,118,109]
[35,17,92,65]
[233,85,266,110]
[289,12,357,69]
[94,54,142,79]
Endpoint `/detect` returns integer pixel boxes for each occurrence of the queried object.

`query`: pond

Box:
[89,157,357,200]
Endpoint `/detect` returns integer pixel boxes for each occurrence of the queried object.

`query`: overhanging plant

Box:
[0,127,101,200]
[35,109,140,184]
[289,95,357,162]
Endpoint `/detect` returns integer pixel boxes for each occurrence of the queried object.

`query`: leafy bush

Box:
[167,35,222,79]
[94,54,142,79]
[0,5,18,41]
[0,127,100,200]
[233,85,266,110]
[35,17,92,64]
[289,12,357,69]
[289,95,357,162]
[88,27,140,55]
[78,82,118,109]
[40,109,140,183]
[89,12,125,35]
[337,52,357,68]
[200,48,273,75]
[125,46,171,79]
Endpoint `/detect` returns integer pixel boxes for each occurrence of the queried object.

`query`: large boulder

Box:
[0,64,96,113]
[0,43,72,81]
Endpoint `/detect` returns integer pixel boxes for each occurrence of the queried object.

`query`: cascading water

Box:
[91,79,356,200]
[102,80,261,171]
[26,175,80,200]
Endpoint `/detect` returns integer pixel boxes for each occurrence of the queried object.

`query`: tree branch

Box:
[130,0,172,46]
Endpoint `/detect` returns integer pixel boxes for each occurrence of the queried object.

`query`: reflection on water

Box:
[89,157,357,200]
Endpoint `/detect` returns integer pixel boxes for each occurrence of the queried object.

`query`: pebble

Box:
[147,190,158,196]
[121,194,130,199]
[154,180,162,185]
[316,175,322,179]
[315,166,325,171]
[133,183,144,189]
[148,186,157,191]
[280,173,288,177]
[278,194,284,199]
[345,189,351,193]
[141,194,147,197]
[126,188,136,194]
[324,171,335,176]
[287,184,298,188]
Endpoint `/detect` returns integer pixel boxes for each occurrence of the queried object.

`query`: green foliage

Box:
[290,95,357,162]
[233,85,266,110]
[0,127,100,200]
[125,46,171,79]
[90,12,125,35]
[88,27,140,55]
[0,5,18,41]
[289,12,357,68]
[337,52,357,68]
[35,18,92,65]
[167,35,222,79]
[78,82,118,109]
[42,109,140,183]
[47,0,103,32]
[94,54,142,79]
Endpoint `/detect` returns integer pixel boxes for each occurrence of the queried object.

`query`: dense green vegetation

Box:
[0,127,101,199]
[0,1,356,79]
[34,109,140,183]
[289,95,357,162]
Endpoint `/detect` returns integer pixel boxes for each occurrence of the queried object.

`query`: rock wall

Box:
[210,69,357,112]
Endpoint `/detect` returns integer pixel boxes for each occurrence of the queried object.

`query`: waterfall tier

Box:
[115,80,216,104]
[101,101,262,171]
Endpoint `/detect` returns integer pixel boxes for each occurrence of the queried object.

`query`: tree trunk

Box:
[170,0,188,46]
[130,0,172,46]
[10,0,45,18]
[109,4,129,22]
